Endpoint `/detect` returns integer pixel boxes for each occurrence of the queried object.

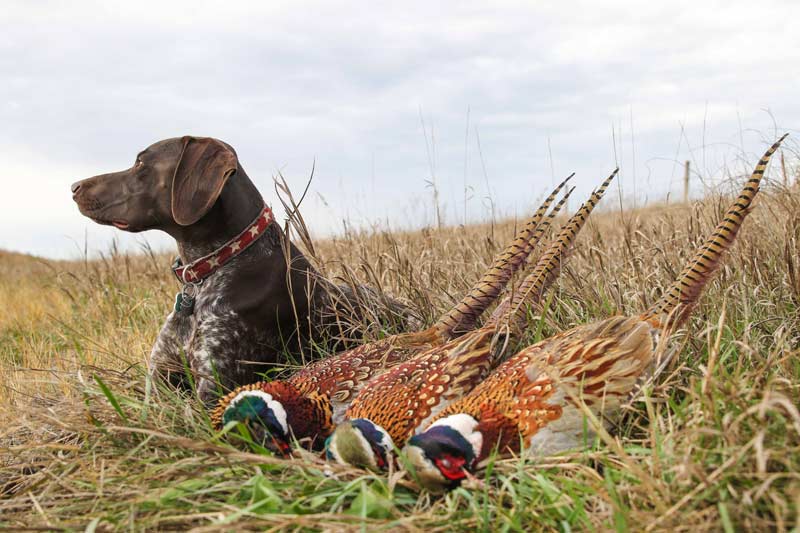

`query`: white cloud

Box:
[1,0,798,258]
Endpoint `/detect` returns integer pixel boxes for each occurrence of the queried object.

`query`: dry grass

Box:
[1,169,799,530]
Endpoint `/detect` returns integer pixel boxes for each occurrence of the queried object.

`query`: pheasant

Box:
[326,170,618,471]
[210,176,574,454]
[404,135,788,492]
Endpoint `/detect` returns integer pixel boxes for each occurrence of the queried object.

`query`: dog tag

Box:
[174,292,195,315]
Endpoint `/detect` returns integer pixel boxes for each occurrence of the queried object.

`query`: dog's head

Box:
[72,136,239,233]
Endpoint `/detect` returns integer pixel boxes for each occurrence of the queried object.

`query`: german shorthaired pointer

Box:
[72,136,412,403]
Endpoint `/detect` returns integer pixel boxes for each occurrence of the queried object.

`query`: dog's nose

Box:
[71,181,82,194]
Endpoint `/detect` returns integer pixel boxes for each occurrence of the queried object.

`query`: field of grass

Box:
[1,168,799,530]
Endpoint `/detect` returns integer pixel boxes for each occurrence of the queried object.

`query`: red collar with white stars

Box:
[172,204,274,284]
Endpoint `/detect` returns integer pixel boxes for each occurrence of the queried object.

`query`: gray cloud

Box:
[1,0,798,258]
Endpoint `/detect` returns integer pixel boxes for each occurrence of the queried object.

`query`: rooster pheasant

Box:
[210,176,574,454]
[326,170,618,471]
[404,135,788,491]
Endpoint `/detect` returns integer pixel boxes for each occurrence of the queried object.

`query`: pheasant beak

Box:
[460,467,486,491]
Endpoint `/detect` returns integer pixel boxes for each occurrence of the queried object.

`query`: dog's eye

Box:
[134,158,144,169]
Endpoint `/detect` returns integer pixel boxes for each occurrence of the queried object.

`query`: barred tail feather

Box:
[641,134,788,328]
[499,168,618,336]
[487,185,576,322]
[518,184,576,265]
[434,174,573,337]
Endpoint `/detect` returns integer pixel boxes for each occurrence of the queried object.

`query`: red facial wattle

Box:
[434,454,468,481]
[271,436,292,456]
[371,445,387,469]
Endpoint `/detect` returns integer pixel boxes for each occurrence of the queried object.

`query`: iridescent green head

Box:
[222,390,292,456]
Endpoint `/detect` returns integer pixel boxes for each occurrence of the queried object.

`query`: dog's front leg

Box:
[185,314,239,405]
[149,311,193,390]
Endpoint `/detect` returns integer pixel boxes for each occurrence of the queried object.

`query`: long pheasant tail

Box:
[520,185,576,263]
[433,174,574,337]
[641,134,788,329]
[487,185,576,322]
[500,168,619,336]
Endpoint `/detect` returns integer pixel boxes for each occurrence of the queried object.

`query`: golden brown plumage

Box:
[333,170,618,464]
[210,177,573,452]
[281,175,576,412]
[406,135,787,491]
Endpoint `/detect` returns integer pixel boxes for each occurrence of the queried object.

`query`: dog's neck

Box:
[173,167,270,263]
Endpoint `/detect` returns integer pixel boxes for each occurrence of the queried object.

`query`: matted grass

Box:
[1,172,799,530]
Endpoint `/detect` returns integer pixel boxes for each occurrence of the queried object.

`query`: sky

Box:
[2,0,798,259]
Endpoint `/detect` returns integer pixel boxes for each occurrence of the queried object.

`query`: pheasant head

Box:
[325,419,395,472]
[215,388,293,455]
[211,381,334,456]
[404,414,483,492]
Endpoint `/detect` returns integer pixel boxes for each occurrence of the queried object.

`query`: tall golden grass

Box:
[0,172,798,530]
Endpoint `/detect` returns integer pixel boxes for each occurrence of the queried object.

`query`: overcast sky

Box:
[2,1,798,259]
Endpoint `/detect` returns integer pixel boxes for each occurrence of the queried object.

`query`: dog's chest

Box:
[160,276,230,343]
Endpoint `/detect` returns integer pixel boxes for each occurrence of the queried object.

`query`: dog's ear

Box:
[171,136,238,226]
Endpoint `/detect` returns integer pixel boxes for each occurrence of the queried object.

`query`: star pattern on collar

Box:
[172,205,273,284]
